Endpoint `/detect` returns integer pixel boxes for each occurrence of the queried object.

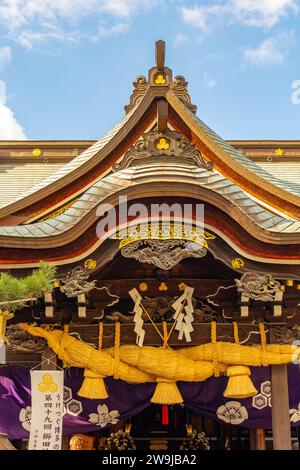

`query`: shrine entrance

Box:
[130,405,251,451]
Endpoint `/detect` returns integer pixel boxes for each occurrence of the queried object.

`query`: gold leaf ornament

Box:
[139,282,148,292]
[155,74,166,85]
[231,258,245,269]
[156,138,170,150]
[84,259,97,270]
[32,148,42,157]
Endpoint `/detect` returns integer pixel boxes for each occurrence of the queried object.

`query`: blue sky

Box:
[0,0,300,141]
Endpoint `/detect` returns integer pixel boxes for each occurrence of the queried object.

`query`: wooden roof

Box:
[0,41,300,271]
[1,139,300,209]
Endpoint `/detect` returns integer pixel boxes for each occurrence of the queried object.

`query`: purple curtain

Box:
[1,365,300,439]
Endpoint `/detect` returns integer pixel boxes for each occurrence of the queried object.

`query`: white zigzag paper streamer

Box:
[129,288,145,347]
[172,286,195,342]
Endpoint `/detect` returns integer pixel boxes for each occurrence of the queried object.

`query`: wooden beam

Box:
[156,40,165,70]
[249,429,266,450]
[157,100,168,133]
[92,279,236,300]
[271,364,292,450]
[67,323,264,348]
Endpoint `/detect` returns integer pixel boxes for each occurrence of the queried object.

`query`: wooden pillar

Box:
[250,429,266,450]
[271,364,292,450]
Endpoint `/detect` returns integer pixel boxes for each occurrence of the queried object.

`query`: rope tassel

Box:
[78,369,108,399]
[224,365,257,399]
[151,377,183,405]
[78,322,108,400]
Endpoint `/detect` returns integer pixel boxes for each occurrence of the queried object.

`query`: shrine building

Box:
[1,41,300,451]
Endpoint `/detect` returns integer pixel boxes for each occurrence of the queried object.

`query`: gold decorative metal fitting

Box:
[155,73,166,85]
[286,280,294,287]
[84,259,97,270]
[32,148,42,157]
[274,148,284,156]
[159,282,168,292]
[114,222,215,250]
[231,258,245,269]
[178,282,187,291]
[139,282,148,292]
[156,137,170,150]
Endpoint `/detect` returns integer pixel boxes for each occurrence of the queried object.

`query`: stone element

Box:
[113,129,213,172]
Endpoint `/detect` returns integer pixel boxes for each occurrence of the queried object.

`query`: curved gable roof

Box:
[0,40,299,227]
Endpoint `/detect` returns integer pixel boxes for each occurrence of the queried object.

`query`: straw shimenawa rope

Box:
[78,322,108,399]
[19,323,300,404]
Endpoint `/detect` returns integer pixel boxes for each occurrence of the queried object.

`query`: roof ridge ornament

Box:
[124,40,197,115]
[112,128,214,172]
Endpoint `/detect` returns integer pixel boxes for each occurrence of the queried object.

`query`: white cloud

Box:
[95,22,129,39]
[203,73,218,89]
[16,29,77,49]
[244,31,295,66]
[181,4,224,32]
[232,0,299,28]
[174,33,189,47]
[0,81,27,140]
[180,0,299,31]
[0,0,161,47]
[0,46,12,70]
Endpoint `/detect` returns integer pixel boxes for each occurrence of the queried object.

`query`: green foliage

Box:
[0,261,57,312]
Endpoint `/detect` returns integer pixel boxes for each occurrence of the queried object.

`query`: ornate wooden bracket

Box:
[112,128,213,172]
[237,272,284,319]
